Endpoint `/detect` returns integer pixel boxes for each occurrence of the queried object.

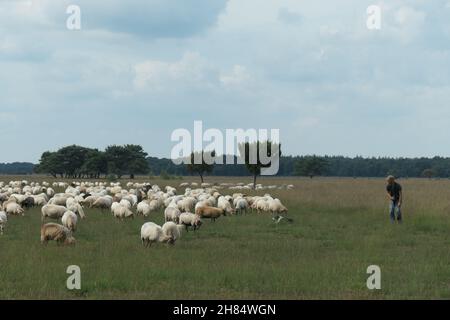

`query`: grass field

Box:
[1,176,450,299]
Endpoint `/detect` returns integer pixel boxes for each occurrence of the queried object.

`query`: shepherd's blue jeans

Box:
[390,201,402,222]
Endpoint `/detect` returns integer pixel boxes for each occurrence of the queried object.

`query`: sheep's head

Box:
[165,236,175,245]
[195,219,203,227]
[65,236,76,246]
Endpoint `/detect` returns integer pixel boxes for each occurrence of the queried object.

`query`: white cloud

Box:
[220,65,251,87]
[134,53,252,91]
[133,52,217,90]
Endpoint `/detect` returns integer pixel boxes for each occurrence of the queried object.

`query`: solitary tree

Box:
[186,150,216,183]
[238,141,281,189]
[294,156,328,179]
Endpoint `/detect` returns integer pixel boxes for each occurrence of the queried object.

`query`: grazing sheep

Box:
[41,204,67,222]
[268,199,288,215]
[61,211,78,232]
[67,202,86,219]
[48,194,70,206]
[234,198,249,214]
[111,202,121,214]
[40,223,75,245]
[161,221,184,245]
[82,195,98,207]
[112,205,134,220]
[140,222,170,247]
[2,198,17,211]
[164,207,181,223]
[119,199,132,210]
[254,198,269,213]
[5,202,24,216]
[0,211,7,235]
[177,197,196,213]
[91,196,113,210]
[46,188,55,197]
[179,212,202,231]
[149,199,162,212]
[137,201,151,217]
[218,196,235,215]
[33,195,48,206]
[195,206,226,222]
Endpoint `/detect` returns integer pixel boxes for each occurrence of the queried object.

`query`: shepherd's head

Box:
[386,175,395,184]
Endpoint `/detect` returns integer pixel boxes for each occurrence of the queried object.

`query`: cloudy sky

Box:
[1,0,450,163]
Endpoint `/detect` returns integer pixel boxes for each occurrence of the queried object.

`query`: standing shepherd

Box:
[386,175,403,223]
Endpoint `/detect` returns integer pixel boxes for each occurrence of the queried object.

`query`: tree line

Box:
[148,155,450,179]
[3,145,450,179]
[0,163,35,175]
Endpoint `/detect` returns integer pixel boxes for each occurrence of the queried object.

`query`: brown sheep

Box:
[40,223,76,246]
[195,206,226,222]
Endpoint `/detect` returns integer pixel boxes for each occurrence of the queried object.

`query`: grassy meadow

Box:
[1,175,450,299]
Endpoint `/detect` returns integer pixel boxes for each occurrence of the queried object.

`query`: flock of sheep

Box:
[0,180,290,247]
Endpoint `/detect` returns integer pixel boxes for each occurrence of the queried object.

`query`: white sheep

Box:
[179,212,202,231]
[41,204,67,222]
[33,194,48,206]
[137,201,151,217]
[161,221,184,245]
[0,211,7,235]
[91,196,113,210]
[177,197,196,213]
[218,196,235,215]
[46,188,55,197]
[140,222,169,247]
[67,202,86,219]
[48,194,70,206]
[119,199,132,210]
[5,202,24,216]
[268,199,288,215]
[61,211,78,232]
[164,207,181,224]
[112,204,134,220]
[234,198,249,214]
